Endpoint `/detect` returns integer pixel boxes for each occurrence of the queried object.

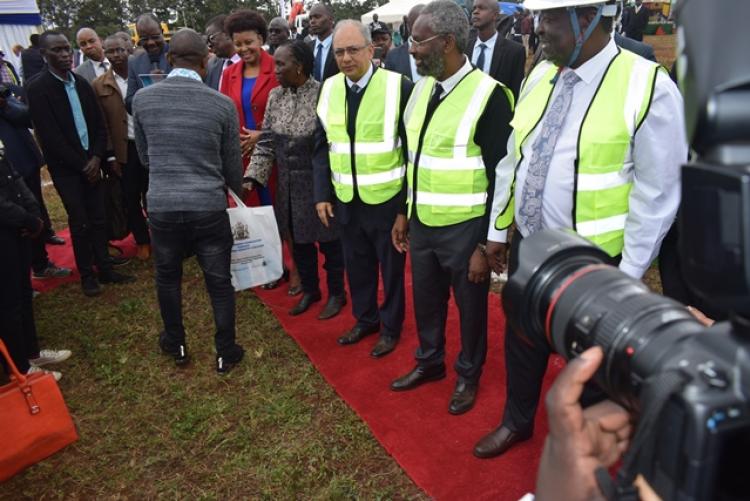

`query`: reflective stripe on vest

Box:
[316,68,405,204]
[404,69,513,227]
[494,49,660,256]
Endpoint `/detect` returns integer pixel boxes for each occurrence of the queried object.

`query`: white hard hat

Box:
[524,0,619,16]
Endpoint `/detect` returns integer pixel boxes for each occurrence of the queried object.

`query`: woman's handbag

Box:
[0,340,78,482]
[226,189,283,290]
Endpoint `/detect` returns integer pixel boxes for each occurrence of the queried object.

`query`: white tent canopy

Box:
[361,0,424,26]
[0,0,41,55]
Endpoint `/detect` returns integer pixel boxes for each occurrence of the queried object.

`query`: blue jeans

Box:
[149,211,241,358]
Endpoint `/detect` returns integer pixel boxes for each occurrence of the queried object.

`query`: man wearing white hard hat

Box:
[474,0,687,458]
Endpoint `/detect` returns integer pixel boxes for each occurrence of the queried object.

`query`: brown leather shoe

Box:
[473,425,532,459]
[370,336,398,358]
[391,364,446,391]
[337,324,379,345]
[448,381,478,415]
[317,294,347,320]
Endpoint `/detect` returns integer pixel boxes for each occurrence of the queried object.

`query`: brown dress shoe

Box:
[473,425,532,459]
[391,364,446,391]
[318,294,347,320]
[337,324,379,345]
[370,336,398,358]
[448,381,478,415]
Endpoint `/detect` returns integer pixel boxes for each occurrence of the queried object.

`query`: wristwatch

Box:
[477,243,487,257]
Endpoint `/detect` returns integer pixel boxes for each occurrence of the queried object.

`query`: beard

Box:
[417,50,445,78]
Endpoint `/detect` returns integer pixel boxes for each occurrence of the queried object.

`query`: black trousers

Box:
[502,232,611,433]
[122,141,150,244]
[23,168,51,273]
[340,215,405,338]
[51,172,112,280]
[410,216,488,384]
[292,239,345,297]
[149,211,242,358]
[0,229,39,373]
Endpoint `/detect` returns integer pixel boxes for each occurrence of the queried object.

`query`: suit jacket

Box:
[74,59,107,83]
[92,68,129,164]
[306,38,338,81]
[26,71,107,178]
[625,6,650,41]
[384,43,412,80]
[465,33,526,101]
[205,56,226,90]
[219,50,278,135]
[125,46,171,113]
[614,32,656,62]
[20,47,44,84]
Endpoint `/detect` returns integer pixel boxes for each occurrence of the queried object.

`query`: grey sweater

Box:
[133,75,243,212]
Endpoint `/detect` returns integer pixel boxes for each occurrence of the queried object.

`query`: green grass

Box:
[2,173,425,499]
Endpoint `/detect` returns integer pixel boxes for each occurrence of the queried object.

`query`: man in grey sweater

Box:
[133,28,244,374]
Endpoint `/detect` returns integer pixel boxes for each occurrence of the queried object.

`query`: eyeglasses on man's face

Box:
[408,34,445,47]
[333,45,369,58]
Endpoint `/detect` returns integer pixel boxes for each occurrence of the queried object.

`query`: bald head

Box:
[407,4,425,32]
[76,27,104,62]
[167,28,209,74]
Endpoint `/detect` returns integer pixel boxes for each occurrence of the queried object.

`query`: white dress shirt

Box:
[346,62,374,90]
[408,53,421,83]
[114,71,135,140]
[488,38,687,279]
[93,58,110,78]
[471,32,498,74]
[435,56,473,97]
[314,33,333,72]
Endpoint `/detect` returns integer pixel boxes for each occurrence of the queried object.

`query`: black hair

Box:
[225,9,268,41]
[39,30,66,49]
[136,13,160,27]
[277,40,314,78]
[206,14,228,32]
[29,34,40,46]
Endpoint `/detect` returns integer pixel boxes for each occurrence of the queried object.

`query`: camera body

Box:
[504,230,750,500]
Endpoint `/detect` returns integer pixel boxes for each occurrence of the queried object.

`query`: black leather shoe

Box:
[391,364,446,391]
[289,291,322,316]
[318,294,347,320]
[81,276,102,297]
[473,425,533,459]
[370,336,398,358]
[159,337,190,366]
[337,324,379,345]
[448,381,478,415]
[46,234,66,245]
[216,346,244,375]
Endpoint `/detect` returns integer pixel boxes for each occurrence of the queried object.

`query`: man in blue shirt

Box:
[27,31,134,297]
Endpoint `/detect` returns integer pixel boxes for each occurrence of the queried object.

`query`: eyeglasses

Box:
[408,34,445,47]
[333,45,368,58]
[207,32,228,45]
[104,47,127,55]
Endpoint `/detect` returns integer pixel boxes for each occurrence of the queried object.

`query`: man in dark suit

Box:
[307,3,338,81]
[314,20,413,357]
[204,14,240,90]
[26,31,134,296]
[384,4,424,81]
[21,34,45,85]
[624,0,650,41]
[468,0,526,100]
[74,27,110,83]
[125,14,172,113]
[614,31,655,61]
[0,92,70,278]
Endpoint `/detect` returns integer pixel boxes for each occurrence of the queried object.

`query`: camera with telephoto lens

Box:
[502,0,750,499]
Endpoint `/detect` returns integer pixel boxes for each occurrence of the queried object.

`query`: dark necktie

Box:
[350,83,360,94]
[425,83,444,120]
[314,43,324,81]
[476,43,487,72]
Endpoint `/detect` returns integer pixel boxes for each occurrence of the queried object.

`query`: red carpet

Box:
[38,232,562,500]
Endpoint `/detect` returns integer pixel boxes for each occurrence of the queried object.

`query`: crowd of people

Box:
[2,0,689,490]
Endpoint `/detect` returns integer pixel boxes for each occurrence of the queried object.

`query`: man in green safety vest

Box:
[389,0,515,415]
[313,20,414,357]
[474,0,687,459]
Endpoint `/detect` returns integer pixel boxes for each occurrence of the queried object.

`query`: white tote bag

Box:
[226,189,283,291]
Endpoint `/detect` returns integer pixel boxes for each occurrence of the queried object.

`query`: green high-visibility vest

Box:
[495,49,662,256]
[317,68,405,204]
[404,68,513,227]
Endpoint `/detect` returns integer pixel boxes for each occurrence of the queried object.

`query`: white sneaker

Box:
[26,365,62,382]
[29,349,72,367]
